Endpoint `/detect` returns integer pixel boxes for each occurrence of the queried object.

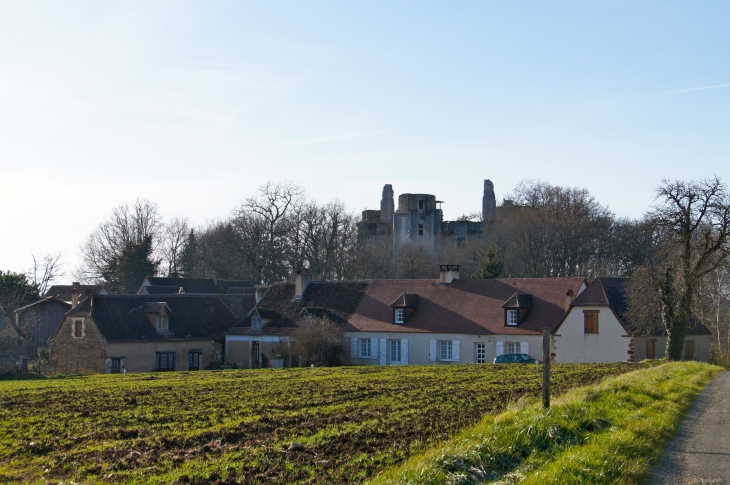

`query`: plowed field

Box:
[0,363,648,484]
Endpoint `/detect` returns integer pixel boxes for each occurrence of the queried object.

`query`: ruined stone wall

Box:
[50,316,105,374]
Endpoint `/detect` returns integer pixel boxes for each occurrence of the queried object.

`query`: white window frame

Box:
[390,339,401,363]
[157,314,169,332]
[475,342,485,364]
[394,308,405,324]
[440,341,453,361]
[360,338,372,358]
[506,309,518,326]
[507,342,520,354]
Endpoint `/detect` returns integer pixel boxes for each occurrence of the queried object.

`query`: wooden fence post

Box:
[542,327,551,408]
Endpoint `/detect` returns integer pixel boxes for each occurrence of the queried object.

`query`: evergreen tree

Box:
[472,247,505,279]
[101,236,160,293]
[0,271,40,311]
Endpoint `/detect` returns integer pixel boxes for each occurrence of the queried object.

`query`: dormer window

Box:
[501,293,532,327]
[144,302,171,334]
[157,314,169,332]
[394,308,405,324]
[390,293,417,324]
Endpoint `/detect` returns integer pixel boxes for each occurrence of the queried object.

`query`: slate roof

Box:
[58,294,238,342]
[139,276,253,295]
[217,294,257,319]
[347,278,586,335]
[44,284,109,302]
[227,281,371,336]
[567,277,711,336]
[13,296,71,314]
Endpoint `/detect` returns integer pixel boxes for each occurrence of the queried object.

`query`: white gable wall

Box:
[553,306,631,363]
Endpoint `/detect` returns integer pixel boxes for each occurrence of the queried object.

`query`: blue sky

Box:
[1,1,729,279]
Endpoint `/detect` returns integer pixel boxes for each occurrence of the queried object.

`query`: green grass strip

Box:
[369,361,722,485]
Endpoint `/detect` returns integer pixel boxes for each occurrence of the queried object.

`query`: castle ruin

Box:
[358,180,497,252]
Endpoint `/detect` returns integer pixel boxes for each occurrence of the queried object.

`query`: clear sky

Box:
[1,1,728,281]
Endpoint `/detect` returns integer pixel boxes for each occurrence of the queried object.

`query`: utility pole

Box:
[542,327,551,408]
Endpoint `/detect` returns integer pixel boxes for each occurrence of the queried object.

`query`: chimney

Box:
[439,264,460,285]
[295,268,312,299]
[565,289,574,309]
[71,283,80,308]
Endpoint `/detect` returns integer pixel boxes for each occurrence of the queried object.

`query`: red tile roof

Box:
[346,278,585,335]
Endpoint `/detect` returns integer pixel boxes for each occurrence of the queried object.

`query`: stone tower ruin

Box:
[482,179,496,222]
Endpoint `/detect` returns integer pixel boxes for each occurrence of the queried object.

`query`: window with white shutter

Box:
[371,338,379,359]
[496,341,504,356]
[429,340,437,362]
[452,340,460,362]
[520,342,529,356]
[360,338,372,358]
[402,339,409,365]
[379,339,387,366]
[440,341,453,361]
[351,338,358,359]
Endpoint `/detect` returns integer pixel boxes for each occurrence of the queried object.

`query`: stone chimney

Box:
[482,180,496,222]
[565,289,574,309]
[380,184,394,222]
[71,283,80,308]
[295,268,312,299]
[439,264,460,285]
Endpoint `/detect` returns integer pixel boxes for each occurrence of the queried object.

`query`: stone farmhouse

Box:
[553,277,711,362]
[48,294,248,374]
[357,180,497,252]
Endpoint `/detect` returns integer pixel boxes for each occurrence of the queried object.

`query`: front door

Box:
[475,343,485,364]
[683,341,695,361]
[252,341,261,368]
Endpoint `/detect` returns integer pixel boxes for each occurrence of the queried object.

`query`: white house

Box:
[344,266,586,365]
[552,278,711,363]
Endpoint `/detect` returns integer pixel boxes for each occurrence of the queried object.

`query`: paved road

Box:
[649,371,730,484]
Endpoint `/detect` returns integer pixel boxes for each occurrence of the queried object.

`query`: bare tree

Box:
[161,217,189,276]
[27,253,64,296]
[640,176,730,360]
[291,316,346,366]
[397,244,436,279]
[76,199,163,283]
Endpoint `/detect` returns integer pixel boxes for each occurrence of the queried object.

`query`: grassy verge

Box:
[369,361,722,485]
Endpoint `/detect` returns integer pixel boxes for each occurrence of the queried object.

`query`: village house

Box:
[552,277,711,363]
[345,266,586,365]
[0,303,24,374]
[224,269,369,368]
[48,294,243,374]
